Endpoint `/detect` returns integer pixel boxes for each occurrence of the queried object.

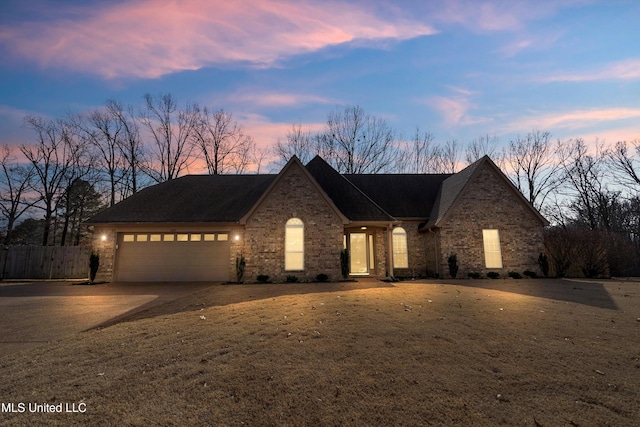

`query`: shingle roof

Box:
[87,155,546,227]
[305,156,395,222]
[424,157,485,228]
[87,174,276,224]
[344,174,450,218]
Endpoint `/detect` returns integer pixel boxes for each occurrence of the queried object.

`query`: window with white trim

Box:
[392,227,408,268]
[483,229,503,268]
[285,218,304,271]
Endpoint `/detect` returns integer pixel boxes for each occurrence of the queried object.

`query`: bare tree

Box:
[433,139,461,174]
[324,105,399,173]
[506,130,560,210]
[556,138,611,230]
[191,108,254,174]
[140,93,198,182]
[0,145,36,244]
[608,140,640,189]
[57,120,96,246]
[71,107,125,207]
[21,116,89,246]
[106,100,145,197]
[397,127,439,173]
[252,145,271,174]
[465,134,498,165]
[274,123,316,166]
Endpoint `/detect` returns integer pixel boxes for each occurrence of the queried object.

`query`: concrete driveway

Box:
[0,281,215,357]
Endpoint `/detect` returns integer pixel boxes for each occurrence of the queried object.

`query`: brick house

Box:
[87,155,548,282]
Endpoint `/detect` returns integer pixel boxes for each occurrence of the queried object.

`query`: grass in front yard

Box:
[1,279,639,426]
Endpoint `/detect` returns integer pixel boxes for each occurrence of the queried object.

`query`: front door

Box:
[350,233,368,274]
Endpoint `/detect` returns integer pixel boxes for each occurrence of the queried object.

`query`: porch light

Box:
[101,234,107,242]
[234,234,240,241]
[360,226,367,230]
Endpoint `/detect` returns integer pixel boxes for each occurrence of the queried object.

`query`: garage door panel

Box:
[116,233,230,282]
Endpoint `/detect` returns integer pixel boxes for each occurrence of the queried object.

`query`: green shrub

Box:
[257,274,269,283]
[523,270,537,278]
[286,275,299,283]
[508,271,522,279]
[487,271,500,279]
[467,272,481,279]
[340,249,350,279]
[447,254,459,278]
[316,273,329,282]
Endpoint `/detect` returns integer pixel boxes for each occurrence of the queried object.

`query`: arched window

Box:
[392,227,408,268]
[285,218,304,270]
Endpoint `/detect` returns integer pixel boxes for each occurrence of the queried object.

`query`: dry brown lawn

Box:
[1,278,639,426]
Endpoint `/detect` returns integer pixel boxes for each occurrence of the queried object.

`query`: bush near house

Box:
[257,274,270,283]
[467,272,481,279]
[340,249,349,279]
[508,271,522,279]
[89,252,100,284]
[316,273,329,282]
[447,254,459,279]
[538,253,549,277]
[235,255,246,282]
[487,271,500,279]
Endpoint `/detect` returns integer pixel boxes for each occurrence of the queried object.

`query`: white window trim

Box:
[285,218,304,271]
[483,229,503,269]
[392,227,409,269]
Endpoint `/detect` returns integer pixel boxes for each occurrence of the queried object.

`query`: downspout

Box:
[387,223,394,279]
[428,227,440,277]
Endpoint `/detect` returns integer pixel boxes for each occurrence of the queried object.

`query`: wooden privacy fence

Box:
[0,246,91,280]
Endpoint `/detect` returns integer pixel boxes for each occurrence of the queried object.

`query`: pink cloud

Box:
[234,113,324,150]
[232,92,333,107]
[0,0,435,79]
[541,59,640,82]
[428,94,492,127]
[504,108,640,132]
[569,126,640,146]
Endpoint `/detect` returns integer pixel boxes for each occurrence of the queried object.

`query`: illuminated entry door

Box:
[350,233,368,274]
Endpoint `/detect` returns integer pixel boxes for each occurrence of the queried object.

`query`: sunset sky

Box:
[0,0,638,169]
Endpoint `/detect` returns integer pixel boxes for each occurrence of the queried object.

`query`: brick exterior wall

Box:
[91,227,116,282]
[243,162,345,282]
[437,164,545,278]
[373,228,387,277]
[393,220,430,278]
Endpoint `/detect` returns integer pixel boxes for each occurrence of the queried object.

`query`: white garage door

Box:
[116,232,230,282]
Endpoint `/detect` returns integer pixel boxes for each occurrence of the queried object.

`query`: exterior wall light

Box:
[234,234,240,241]
[101,234,107,242]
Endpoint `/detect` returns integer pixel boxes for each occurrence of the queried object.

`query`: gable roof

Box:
[240,156,349,224]
[87,154,547,227]
[424,157,485,228]
[305,156,396,223]
[87,174,276,224]
[424,155,549,228]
